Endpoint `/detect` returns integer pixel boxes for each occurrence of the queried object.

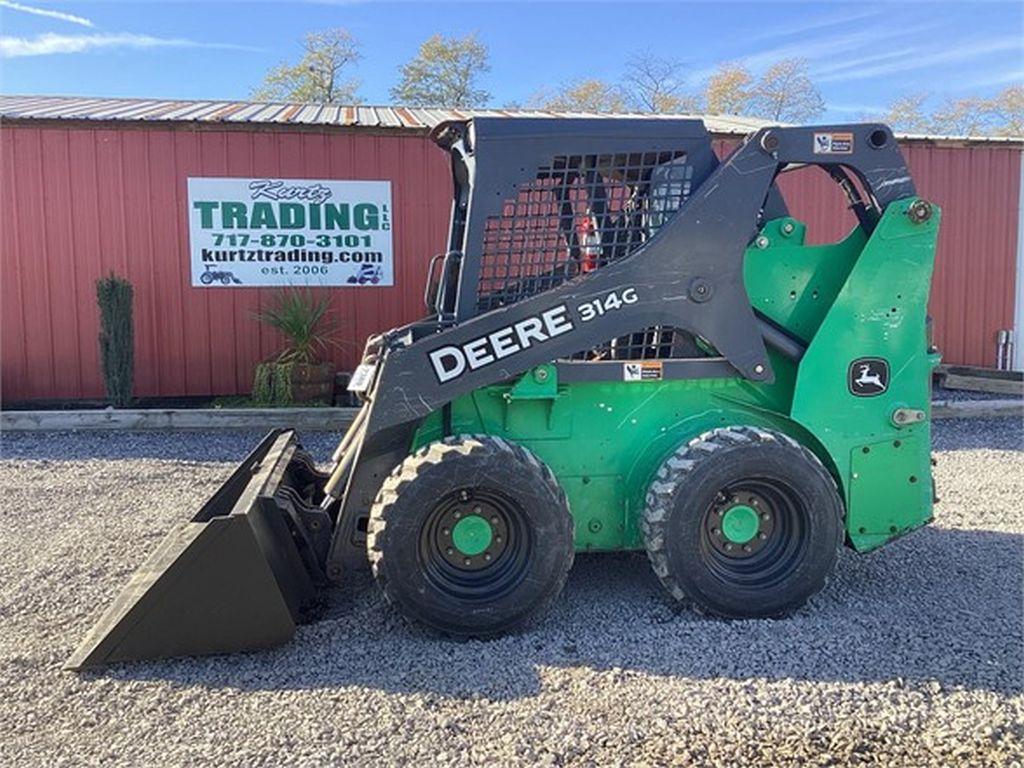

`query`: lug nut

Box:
[759,533,767,540]
[473,506,482,514]
[464,558,472,566]
[484,553,492,561]
[446,548,454,555]
[491,516,499,525]
[761,513,770,521]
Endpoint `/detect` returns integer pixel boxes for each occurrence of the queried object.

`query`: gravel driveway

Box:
[1,420,1022,767]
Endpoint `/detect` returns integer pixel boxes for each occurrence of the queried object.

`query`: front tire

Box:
[368,436,574,637]
[642,426,843,618]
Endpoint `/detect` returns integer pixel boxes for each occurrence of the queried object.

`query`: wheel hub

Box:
[705,491,776,558]
[432,494,511,571]
[452,515,493,556]
[721,505,760,544]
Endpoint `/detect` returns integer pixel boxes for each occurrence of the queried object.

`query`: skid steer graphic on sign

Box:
[347,264,383,285]
[199,264,243,285]
[68,118,942,670]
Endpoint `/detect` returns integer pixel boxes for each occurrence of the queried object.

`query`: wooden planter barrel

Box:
[289,362,335,404]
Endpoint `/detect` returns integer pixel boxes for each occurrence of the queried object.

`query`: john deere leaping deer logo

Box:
[848,357,889,396]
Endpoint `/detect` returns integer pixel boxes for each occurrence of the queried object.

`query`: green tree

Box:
[253,28,361,103]
[528,79,626,113]
[880,86,1023,137]
[880,93,932,134]
[985,85,1023,137]
[749,59,825,122]
[704,63,753,115]
[930,96,990,136]
[391,34,490,108]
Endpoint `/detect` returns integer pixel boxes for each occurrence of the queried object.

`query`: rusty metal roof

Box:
[0,94,773,135]
[2,94,1020,144]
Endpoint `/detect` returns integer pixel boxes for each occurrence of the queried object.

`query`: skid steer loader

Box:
[68,118,941,669]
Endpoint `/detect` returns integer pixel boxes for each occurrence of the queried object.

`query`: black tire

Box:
[367,435,574,637]
[642,426,843,618]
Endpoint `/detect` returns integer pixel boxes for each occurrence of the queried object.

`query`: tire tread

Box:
[641,426,843,618]
[368,435,574,637]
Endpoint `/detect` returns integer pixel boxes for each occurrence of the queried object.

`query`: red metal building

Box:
[2,95,1021,403]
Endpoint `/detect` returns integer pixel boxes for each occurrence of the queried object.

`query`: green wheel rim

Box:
[451,515,493,556]
[721,505,760,545]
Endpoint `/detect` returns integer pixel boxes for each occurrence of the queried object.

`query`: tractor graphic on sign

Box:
[200,264,243,285]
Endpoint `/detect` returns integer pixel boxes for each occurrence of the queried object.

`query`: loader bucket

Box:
[66,430,327,670]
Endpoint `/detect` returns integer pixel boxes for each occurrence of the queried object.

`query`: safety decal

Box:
[624,361,663,382]
[848,357,889,396]
[813,132,854,154]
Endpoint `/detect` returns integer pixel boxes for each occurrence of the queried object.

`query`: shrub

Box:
[96,273,134,407]
[256,289,338,365]
[251,361,294,406]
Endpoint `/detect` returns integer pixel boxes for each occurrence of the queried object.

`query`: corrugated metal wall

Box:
[905,144,1021,367]
[1,124,451,401]
[1,124,1020,402]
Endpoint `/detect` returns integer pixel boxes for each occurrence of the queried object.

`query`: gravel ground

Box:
[1,420,1022,767]
[934,384,1022,402]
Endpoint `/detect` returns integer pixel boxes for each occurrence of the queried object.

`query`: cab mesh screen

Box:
[476,151,693,313]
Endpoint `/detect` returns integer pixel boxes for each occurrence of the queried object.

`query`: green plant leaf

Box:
[255,288,340,366]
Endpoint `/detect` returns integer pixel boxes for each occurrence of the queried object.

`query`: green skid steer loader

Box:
[68,118,940,669]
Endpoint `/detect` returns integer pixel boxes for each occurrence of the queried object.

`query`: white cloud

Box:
[817,37,1023,83]
[0,32,261,58]
[949,68,1024,91]
[0,0,93,28]
[748,9,883,42]
[741,23,941,73]
[682,22,940,86]
[828,103,885,116]
[810,47,930,79]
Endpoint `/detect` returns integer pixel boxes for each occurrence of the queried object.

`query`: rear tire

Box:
[642,426,843,618]
[368,436,574,637]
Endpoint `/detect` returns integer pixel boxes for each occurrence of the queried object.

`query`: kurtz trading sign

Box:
[188,178,393,287]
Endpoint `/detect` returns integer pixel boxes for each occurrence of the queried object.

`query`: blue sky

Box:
[0,0,1021,120]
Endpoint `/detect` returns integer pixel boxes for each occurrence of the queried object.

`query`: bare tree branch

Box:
[749,58,825,122]
[621,51,698,113]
